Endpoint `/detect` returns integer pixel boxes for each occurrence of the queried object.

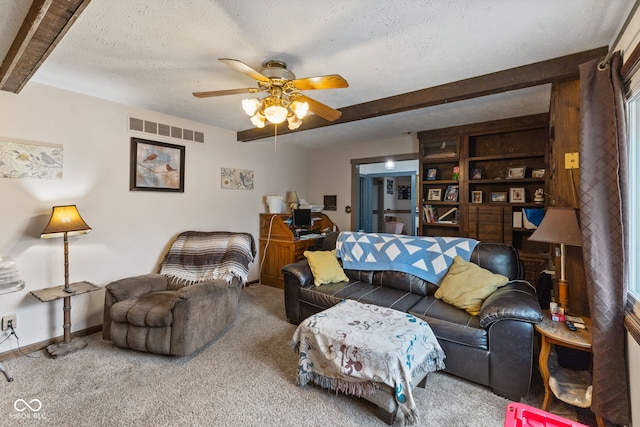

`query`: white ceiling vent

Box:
[128,116,204,143]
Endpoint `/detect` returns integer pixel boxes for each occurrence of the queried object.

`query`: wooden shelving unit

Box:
[418,113,551,283]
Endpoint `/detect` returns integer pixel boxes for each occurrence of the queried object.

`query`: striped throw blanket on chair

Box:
[160,231,255,285]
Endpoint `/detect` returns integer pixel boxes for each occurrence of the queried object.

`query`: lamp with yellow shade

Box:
[36,205,95,357]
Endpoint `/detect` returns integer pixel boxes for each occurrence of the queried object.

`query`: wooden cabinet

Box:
[418,113,551,281]
[259,213,335,288]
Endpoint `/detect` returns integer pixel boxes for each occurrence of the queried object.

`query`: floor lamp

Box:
[528,207,582,311]
[41,205,92,356]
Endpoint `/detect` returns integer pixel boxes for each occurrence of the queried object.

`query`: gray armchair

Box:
[103,231,255,356]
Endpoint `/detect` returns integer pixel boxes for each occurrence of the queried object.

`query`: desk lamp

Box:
[528,207,582,311]
[41,205,91,355]
[285,191,300,212]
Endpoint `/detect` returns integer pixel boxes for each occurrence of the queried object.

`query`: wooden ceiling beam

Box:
[0,0,91,93]
[237,47,607,142]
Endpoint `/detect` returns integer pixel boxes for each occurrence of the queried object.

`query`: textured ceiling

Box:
[0,0,632,148]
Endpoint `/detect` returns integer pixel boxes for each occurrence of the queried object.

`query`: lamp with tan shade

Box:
[528,207,582,311]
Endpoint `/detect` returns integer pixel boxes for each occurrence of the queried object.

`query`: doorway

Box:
[352,155,419,235]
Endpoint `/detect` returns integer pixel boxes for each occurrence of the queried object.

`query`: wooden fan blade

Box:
[192,88,258,98]
[292,74,349,90]
[219,58,270,82]
[297,94,342,121]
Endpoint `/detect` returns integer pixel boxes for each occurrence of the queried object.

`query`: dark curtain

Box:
[578,52,630,425]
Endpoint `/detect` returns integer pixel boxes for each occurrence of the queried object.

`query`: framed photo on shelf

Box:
[490,192,507,203]
[444,185,459,202]
[471,168,483,180]
[427,188,442,201]
[532,168,546,178]
[471,191,483,203]
[509,187,526,203]
[426,168,438,180]
[506,166,526,179]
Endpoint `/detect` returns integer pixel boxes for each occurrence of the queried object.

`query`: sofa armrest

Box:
[282,260,315,287]
[103,273,169,340]
[479,280,543,328]
[282,260,315,324]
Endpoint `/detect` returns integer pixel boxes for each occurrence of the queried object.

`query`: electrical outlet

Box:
[1,315,16,331]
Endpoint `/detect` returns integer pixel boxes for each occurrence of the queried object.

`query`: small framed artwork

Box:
[509,187,526,203]
[471,191,483,203]
[427,188,442,201]
[130,137,185,192]
[386,179,393,194]
[532,168,546,179]
[444,185,459,202]
[471,168,483,180]
[506,166,526,179]
[426,168,438,180]
[490,192,507,203]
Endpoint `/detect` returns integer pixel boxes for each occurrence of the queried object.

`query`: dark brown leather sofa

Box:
[282,234,543,401]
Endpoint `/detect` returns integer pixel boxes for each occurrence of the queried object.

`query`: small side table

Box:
[534,310,605,427]
[30,281,100,358]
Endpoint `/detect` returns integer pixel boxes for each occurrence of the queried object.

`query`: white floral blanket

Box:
[291,300,446,426]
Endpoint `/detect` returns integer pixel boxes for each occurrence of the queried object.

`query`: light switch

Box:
[565,152,579,169]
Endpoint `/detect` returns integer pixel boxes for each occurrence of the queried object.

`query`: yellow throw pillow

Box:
[304,250,348,287]
[434,256,509,316]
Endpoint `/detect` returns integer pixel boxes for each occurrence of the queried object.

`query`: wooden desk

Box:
[259,213,335,288]
[534,311,605,427]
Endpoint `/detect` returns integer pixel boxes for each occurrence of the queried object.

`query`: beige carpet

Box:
[0,285,596,426]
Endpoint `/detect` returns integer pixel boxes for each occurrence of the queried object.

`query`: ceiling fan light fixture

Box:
[287,115,302,130]
[264,105,288,124]
[250,113,266,128]
[242,98,261,116]
[291,100,309,119]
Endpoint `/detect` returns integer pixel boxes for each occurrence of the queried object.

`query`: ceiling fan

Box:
[193,58,348,130]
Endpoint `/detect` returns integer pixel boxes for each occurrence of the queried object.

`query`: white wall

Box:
[307,135,418,231]
[0,82,309,351]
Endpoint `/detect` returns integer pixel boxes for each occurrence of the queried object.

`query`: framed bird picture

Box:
[221,167,254,190]
[130,137,185,192]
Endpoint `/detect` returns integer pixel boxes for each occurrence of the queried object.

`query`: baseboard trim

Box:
[0,324,103,361]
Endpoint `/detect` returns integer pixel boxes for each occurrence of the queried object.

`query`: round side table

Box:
[534,310,605,427]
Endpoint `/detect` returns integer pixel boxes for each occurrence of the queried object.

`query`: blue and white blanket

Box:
[336,232,478,285]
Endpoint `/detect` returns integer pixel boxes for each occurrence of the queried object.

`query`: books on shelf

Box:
[437,207,458,223]
[423,205,458,224]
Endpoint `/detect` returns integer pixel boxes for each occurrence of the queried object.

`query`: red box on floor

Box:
[504,403,589,427]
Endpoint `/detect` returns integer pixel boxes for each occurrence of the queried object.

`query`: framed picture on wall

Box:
[130,137,185,192]
[386,179,394,194]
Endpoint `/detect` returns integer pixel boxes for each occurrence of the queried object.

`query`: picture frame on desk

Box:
[426,168,437,180]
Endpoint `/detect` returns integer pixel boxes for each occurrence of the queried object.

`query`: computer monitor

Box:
[292,208,312,229]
